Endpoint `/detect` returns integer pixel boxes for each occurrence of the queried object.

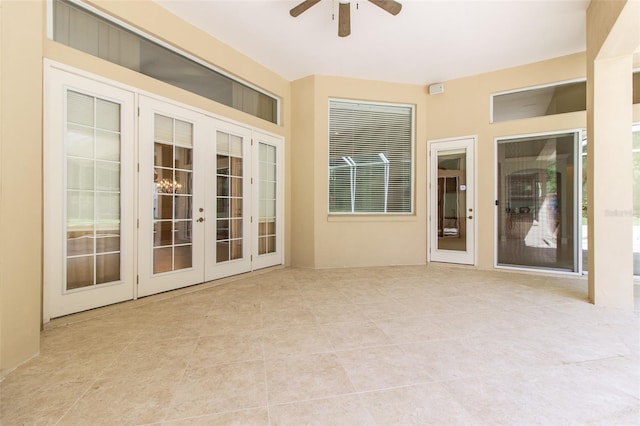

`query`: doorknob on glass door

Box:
[197,217,205,222]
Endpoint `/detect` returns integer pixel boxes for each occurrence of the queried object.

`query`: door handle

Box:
[197,217,205,223]
[467,215,473,219]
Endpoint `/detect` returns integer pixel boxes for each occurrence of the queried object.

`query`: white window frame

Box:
[490,78,587,124]
[327,98,415,215]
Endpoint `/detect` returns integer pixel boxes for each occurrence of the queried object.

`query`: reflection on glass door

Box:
[216,131,244,263]
[258,142,277,255]
[429,138,475,265]
[437,152,467,252]
[66,91,123,289]
[496,132,579,271]
[138,97,205,297]
[153,114,194,273]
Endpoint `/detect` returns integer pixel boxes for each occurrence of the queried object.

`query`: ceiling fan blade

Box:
[368,0,402,15]
[290,0,322,17]
[338,2,351,37]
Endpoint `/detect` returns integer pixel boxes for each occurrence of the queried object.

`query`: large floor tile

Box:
[359,383,479,425]
[165,361,267,421]
[265,353,354,404]
[442,363,640,425]
[321,320,392,350]
[270,394,375,426]
[262,325,334,358]
[58,374,179,425]
[261,307,317,329]
[189,332,263,368]
[336,345,433,391]
[162,408,269,425]
[373,315,448,343]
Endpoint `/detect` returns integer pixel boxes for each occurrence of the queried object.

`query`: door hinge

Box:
[251,216,253,223]
[495,200,499,206]
[137,107,140,117]
[137,163,140,173]
[251,177,253,184]
[136,275,139,284]
[137,219,139,228]
[251,139,254,146]
[251,255,253,261]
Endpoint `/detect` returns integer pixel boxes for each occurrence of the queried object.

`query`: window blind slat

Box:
[329,100,413,214]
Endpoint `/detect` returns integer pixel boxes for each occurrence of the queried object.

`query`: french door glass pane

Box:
[153,114,194,274]
[65,91,121,291]
[259,143,277,255]
[436,150,467,252]
[497,133,577,271]
[216,131,243,262]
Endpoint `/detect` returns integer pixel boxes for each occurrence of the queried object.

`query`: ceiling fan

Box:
[290,0,402,38]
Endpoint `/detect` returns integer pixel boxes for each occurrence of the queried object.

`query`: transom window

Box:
[51,0,279,124]
[491,80,587,123]
[329,100,413,214]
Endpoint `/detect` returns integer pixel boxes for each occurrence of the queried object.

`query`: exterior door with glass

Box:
[496,132,580,272]
[44,66,136,321]
[429,138,476,265]
[138,97,207,296]
[204,121,253,281]
[252,131,284,270]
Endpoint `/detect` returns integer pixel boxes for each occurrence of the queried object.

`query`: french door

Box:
[44,66,136,321]
[204,120,253,281]
[137,97,283,296]
[138,97,210,296]
[429,137,476,265]
[45,66,284,319]
[252,132,285,270]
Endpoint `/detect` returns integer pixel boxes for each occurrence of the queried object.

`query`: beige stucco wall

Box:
[427,53,589,270]
[291,53,591,270]
[0,0,44,376]
[586,0,639,308]
[291,76,316,268]
[291,75,429,269]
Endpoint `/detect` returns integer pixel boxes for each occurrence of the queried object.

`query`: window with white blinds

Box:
[329,100,413,214]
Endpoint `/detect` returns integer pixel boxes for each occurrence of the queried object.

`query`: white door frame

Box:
[428,136,477,265]
[493,129,584,274]
[252,131,285,271]
[137,96,209,297]
[43,64,136,321]
[204,119,253,282]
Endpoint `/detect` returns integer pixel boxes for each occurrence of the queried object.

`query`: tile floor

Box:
[1,265,639,425]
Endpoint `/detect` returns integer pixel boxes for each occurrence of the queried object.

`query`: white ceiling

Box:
[154,0,590,85]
